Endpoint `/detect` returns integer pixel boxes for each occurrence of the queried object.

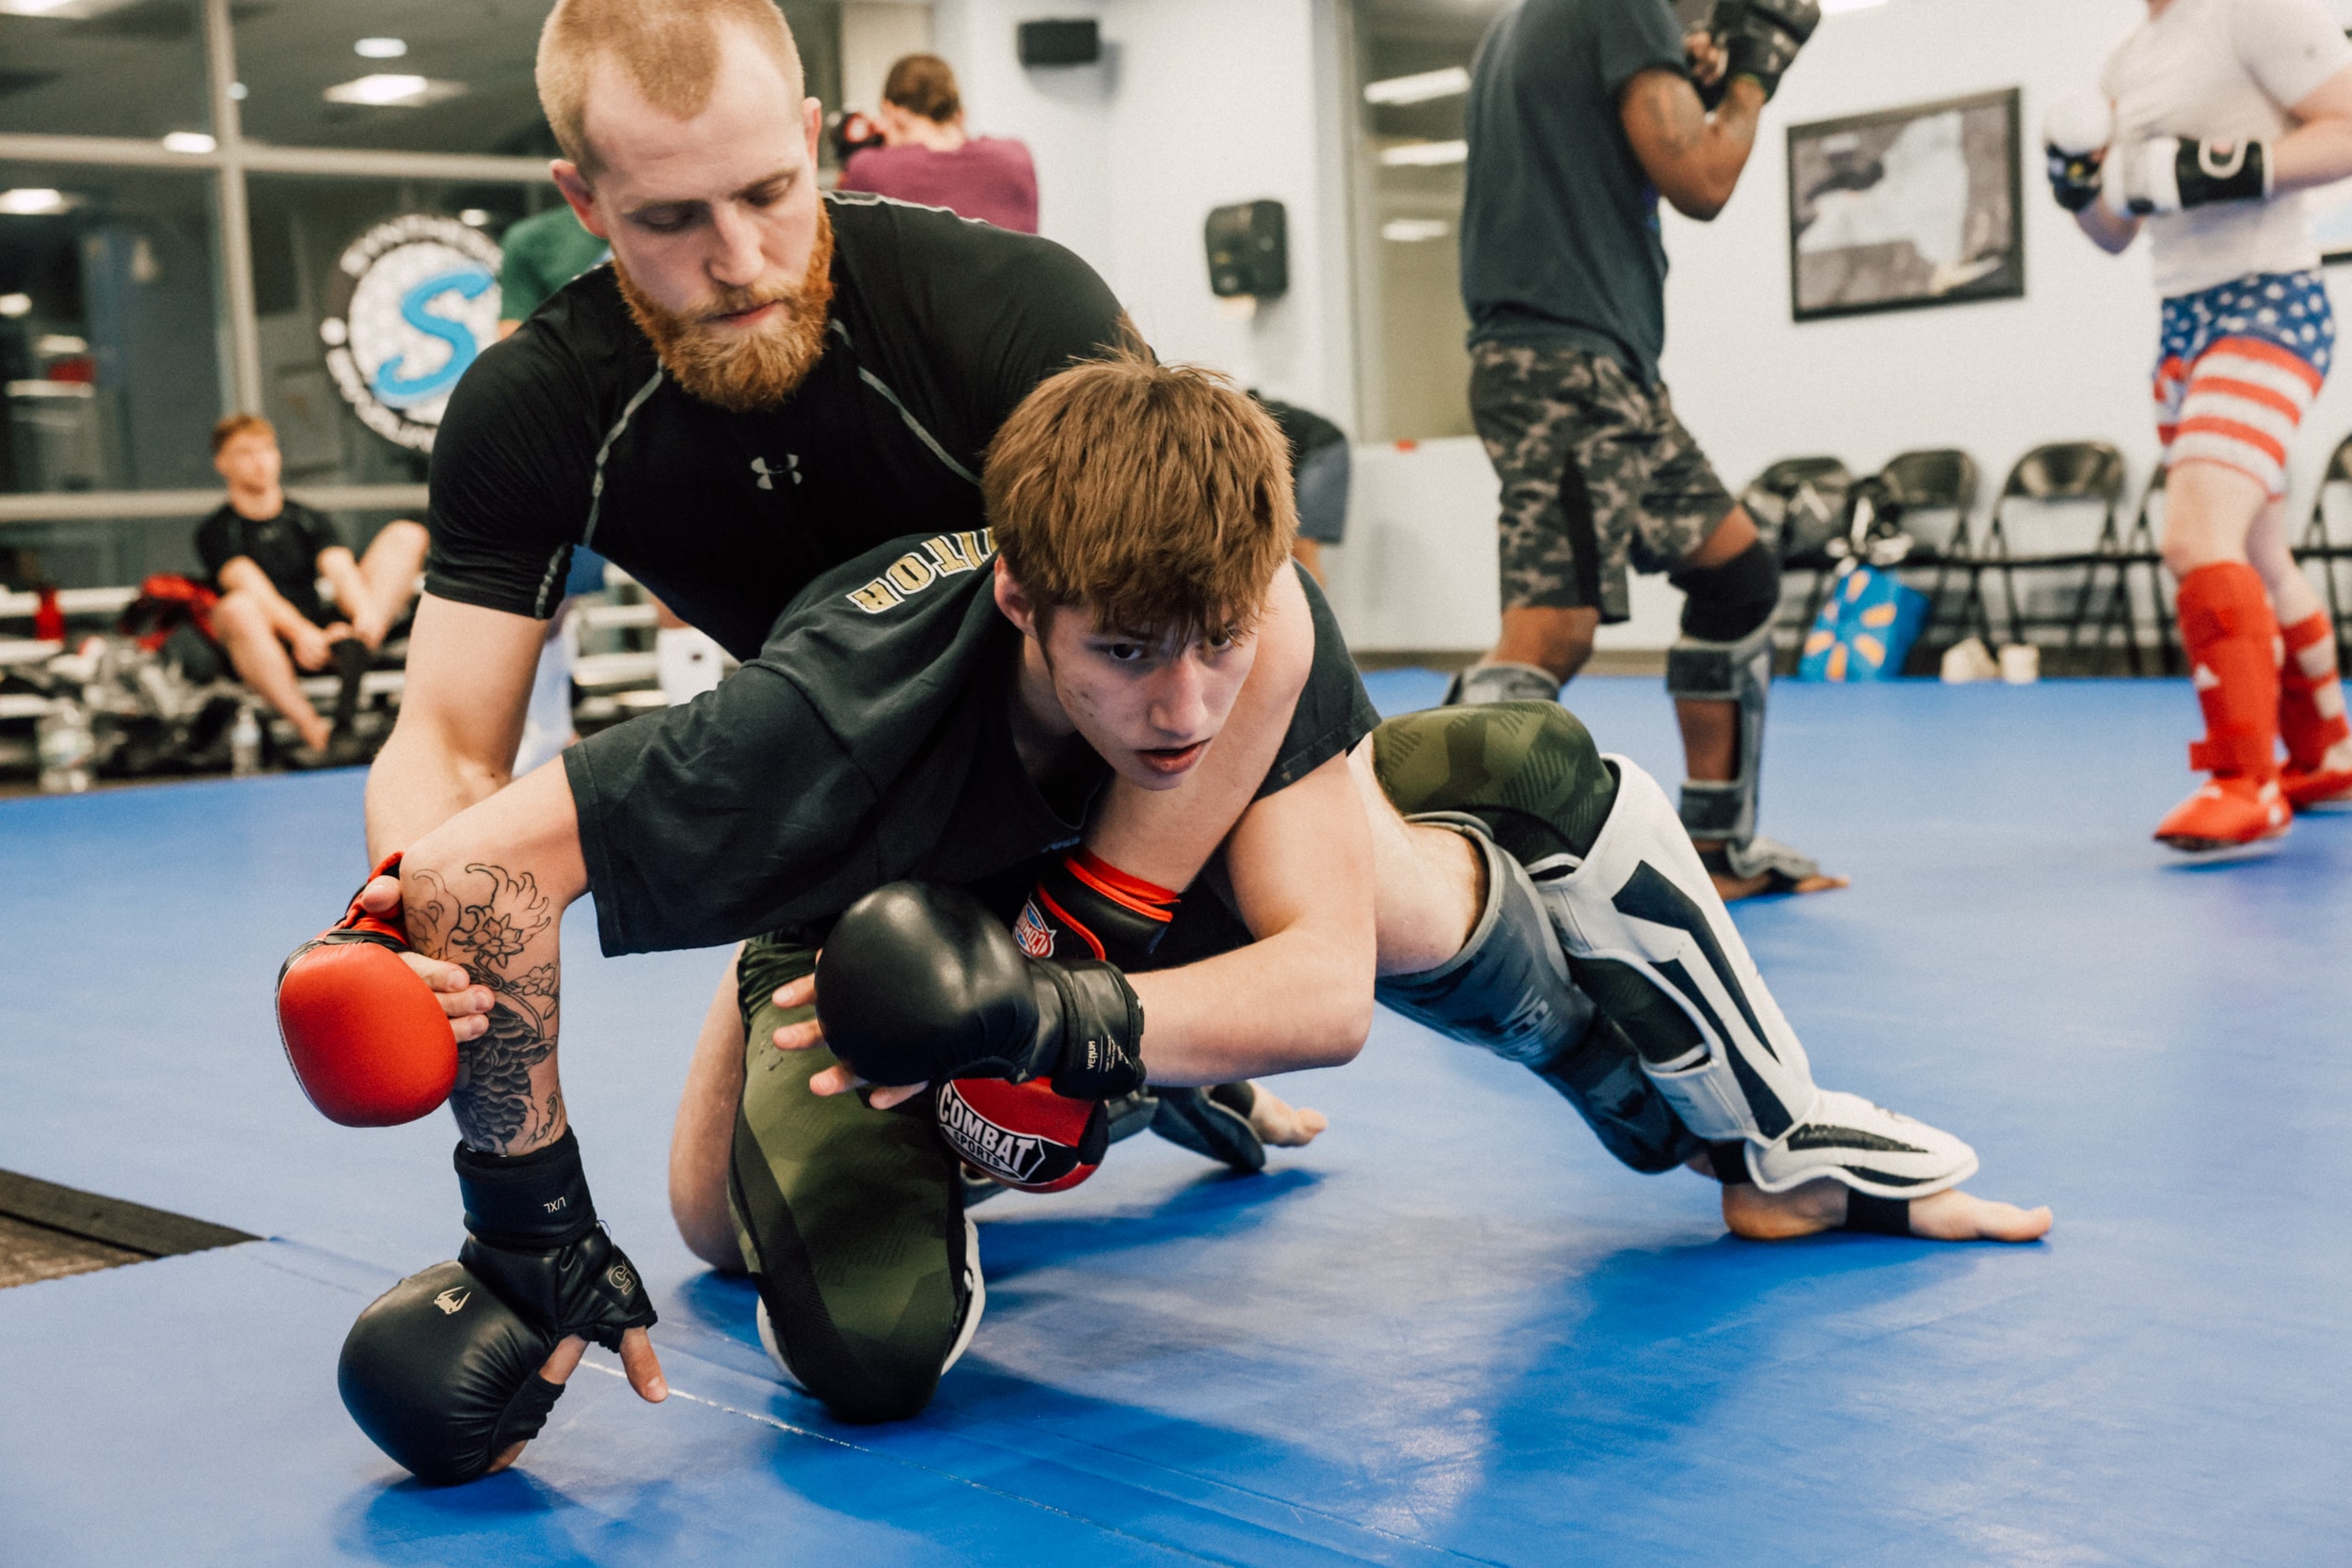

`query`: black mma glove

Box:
[453,1128,659,1354]
[339,1259,567,1485]
[817,881,1149,1101]
[2046,144,2104,212]
[1708,0,1819,103]
[2110,136,2271,215]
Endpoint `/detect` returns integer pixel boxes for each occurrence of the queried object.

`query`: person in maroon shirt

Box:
[840,54,1040,233]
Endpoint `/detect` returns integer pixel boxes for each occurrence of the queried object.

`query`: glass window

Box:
[0,161,223,495]
[230,0,845,156]
[0,0,212,144]
[230,0,557,154]
[245,173,551,485]
[1349,0,1503,443]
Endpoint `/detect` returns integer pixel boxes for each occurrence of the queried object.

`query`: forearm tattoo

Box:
[405,863,564,1154]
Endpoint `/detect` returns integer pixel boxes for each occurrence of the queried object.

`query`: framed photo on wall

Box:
[1787,87,2024,322]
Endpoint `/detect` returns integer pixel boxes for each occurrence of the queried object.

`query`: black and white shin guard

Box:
[1374,815,1699,1174]
[1377,814,1594,1067]
[1530,757,1976,1198]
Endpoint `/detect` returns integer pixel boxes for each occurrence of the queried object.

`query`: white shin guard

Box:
[1531,756,1976,1198]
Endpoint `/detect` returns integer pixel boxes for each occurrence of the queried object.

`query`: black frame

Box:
[1787,87,2026,323]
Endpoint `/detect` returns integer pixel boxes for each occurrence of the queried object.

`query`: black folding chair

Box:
[1867,448,1986,668]
[1740,455,1852,673]
[1980,442,2137,670]
[2294,432,2352,673]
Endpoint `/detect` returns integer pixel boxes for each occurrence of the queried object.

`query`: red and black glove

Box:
[277,852,457,1126]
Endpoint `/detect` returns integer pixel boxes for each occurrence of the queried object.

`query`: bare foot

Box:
[1720,1175,2052,1243]
[1245,1083,1327,1148]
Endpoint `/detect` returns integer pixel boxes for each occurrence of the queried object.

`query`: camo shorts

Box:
[1469,341,1737,624]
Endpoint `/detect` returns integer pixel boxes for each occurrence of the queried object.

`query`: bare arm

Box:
[364,593,548,861]
[397,760,588,1156]
[2272,61,2352,191]
[1620,67,1764,221]
[2074,190,2140,254]
[1121,749,1376,1084]
[792,747,1378,1102]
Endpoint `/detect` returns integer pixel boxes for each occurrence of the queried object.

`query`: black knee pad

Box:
[1671,539,1780,642]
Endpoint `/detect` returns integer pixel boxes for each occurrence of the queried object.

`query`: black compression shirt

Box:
[564,534,1377,957]
[195,499,341,626]
[423,192,1127,657]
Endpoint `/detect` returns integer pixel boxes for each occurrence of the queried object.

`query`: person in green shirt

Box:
[497,204,612,338]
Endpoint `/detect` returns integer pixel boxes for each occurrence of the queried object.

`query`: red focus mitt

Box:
[277,853,457,1127]
[935,1076,1107,1194]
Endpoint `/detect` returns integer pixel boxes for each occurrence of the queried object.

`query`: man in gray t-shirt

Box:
[1451,0,1829,901]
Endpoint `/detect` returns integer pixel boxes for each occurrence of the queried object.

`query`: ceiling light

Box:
[322,74,468,109]
[230,82,247,101]
[1378,139,1468,167]
[35,334,86,355]
[459,208,492,228]
[1364,66,1470,107]
[0,188,77,216]
[0,294,31,318]
[1381,217,1450,243]
[354,37,407,58]
[0,0,100,15]
[162,131,216,154]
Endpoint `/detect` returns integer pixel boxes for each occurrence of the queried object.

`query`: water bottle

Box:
[229,703,263,778]
[36,699,94,794]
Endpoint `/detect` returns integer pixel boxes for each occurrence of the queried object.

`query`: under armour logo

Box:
[751,454,801,490]
[432,1288,470,1315]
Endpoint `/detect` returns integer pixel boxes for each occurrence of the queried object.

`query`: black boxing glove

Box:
[1708,0,1819,103]
[817,881,1148,1101]
[452,1128,658,1354]
[339,1259,566,1485]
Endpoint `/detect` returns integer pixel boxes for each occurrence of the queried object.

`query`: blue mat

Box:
[3,674,2347,1565]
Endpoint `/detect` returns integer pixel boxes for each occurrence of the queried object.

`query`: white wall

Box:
[929,0,1354,415]
[936,0,2352,655]
[1663,0,2352,546]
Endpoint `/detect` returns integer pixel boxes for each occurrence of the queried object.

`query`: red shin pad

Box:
[2174,562,2281,781]
[2277,610,2349,769]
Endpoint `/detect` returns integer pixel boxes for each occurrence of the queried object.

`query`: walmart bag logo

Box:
[320,214,501,452]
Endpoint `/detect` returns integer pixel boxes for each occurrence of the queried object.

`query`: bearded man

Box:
[361,0,1331,1390]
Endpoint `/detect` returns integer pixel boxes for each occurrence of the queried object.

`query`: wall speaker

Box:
[1204,200,1288,300]
[1017,20,1102,67]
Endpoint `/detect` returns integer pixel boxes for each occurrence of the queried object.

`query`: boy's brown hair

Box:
[986,345,1299,641]
[537,0,804,179]
[882,54,961,123]
[210,413,275,455]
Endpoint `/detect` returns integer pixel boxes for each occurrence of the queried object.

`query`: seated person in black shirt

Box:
[198,414,426,758]
[305,355,2043,1481]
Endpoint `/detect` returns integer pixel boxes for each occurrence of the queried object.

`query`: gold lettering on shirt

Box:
[843,529,998,614]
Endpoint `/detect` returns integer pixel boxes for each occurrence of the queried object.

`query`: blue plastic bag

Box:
[1798,562,1928,682]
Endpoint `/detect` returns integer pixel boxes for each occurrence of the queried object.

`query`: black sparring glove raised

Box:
[817,881,1148,1100]
[453,1128,658,1354]
[1708,0,1818,103]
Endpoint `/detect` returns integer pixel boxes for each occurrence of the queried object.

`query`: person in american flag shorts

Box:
[2047,0,2352,852]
